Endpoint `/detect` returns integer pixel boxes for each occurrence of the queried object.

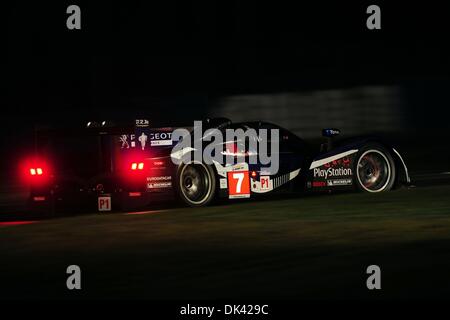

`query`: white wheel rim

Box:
[356,149,391,193]
[180,162,213,205]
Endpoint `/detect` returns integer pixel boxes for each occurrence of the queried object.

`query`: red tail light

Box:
[22,159,50,185]
[130,162,144,171]
[29,167,44,176]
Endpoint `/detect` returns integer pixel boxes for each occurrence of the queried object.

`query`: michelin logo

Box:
[327,179,352,186]
[313,167,352,179]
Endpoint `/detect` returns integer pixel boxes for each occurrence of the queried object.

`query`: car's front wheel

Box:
[355,144,396,193]
[176,162,216,206]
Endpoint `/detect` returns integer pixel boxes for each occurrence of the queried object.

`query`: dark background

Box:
[4,1,450,183]
[4,2,450,304]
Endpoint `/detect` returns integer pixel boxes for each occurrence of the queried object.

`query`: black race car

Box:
[25,118,410,212]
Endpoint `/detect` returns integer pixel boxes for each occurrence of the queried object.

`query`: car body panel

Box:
[27,119,410,211]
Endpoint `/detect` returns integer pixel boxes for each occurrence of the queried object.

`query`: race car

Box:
[24,118,410,212]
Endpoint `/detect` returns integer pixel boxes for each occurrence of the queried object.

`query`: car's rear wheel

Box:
[176,162,216,206]
[355,144,396,193]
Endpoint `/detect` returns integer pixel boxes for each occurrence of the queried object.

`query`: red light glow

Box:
[130,162,144,171]
[20,157,51,185]
[29,167,44,176]
[0,221,38,227]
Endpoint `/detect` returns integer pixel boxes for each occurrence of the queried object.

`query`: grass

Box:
[1,185,450,299]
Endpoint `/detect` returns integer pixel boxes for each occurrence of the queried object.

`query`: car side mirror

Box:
[322,128,340,138]
[321,128,340,151]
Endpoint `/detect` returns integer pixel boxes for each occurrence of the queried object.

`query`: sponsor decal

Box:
[119,135,129,149]
[147,176,172,181]
[138,132,148,150]
[324,157,351,168]
[327,179,353,187]
[151,140,172,146]
[232,163,247,172]
[147,182,172,188]
[120,134,136,149]
[312,181,326,187]
[133,129,173,149]
[147,176,172,189]
[309,150,358,169]
[149,132,172,146]
[136,119,150,127]
[219,178,227,189]
[323,128,340,136]
[313,167,352,179]
[312,156,352,187]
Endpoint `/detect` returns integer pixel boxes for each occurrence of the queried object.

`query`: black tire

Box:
[354,143,396,193]
[176,162,217,207]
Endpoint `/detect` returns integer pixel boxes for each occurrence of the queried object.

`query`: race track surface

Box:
[1,182,450,299]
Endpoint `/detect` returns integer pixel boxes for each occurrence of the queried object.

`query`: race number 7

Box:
[233,172,244,193]
[227,171,250,198]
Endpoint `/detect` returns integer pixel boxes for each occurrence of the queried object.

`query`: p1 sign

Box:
[98,196,111,212]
